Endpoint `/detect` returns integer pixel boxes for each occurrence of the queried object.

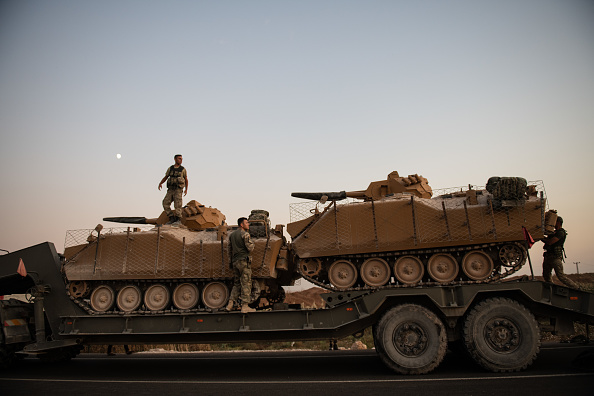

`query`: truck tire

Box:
[463,297,540,372]
[0,344,18,369]
[374,304,447,374]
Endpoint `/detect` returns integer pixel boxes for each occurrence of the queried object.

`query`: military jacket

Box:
[229,229,255,263]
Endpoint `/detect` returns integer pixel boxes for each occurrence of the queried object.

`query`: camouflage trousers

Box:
[229,259,252,306]
[162,188,183,218]
[543,255,579,289]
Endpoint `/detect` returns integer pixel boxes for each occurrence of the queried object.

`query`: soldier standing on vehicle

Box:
[226,217,256,313]
[158,154,188,226]
[542,216,580,289]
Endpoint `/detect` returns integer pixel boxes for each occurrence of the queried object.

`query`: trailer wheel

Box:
[463,297,540,372]
[374,304,447,374]
[0,344,18,369]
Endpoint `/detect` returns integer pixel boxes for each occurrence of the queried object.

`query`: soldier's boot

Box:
[240,304,256,313]
[171,216,182,226]
[224,300,234,312]
[166,215,176,225]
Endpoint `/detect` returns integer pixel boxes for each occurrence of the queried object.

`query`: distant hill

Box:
[284,287,329,308]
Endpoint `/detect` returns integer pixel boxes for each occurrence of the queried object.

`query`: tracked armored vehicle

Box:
[63,200,294,313]
[288,171,557,290]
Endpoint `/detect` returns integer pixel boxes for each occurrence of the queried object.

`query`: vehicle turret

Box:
[103,200,226,231]
[291,171,432,202]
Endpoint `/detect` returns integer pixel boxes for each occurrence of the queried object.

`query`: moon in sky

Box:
[116,153,121,159]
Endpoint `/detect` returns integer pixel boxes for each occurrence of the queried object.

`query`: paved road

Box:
[1,343,593,395]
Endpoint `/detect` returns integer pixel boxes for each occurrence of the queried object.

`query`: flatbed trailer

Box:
[1,242,593,374]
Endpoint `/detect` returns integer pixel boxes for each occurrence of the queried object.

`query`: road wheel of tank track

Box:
[374,304,447,375]
[463,297,540,372]
[462,251,494,281]
[328,260,358,290]
[360,258,391,287]
[172,283,199,310]
[498,243,526,267]
[202,281,229,310]
[116,285,142,312]
[427,253,459,283]
[394,256,424,285]
[144,284,171,311]
[39,345,83,363]
[89,285,115,312]
[0,344,18,369]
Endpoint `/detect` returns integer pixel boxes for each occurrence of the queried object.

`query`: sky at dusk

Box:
[1,0,593,279]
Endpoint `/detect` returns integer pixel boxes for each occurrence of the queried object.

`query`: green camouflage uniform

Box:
[162,165,186,218]
[543,228,579,289]
[228,229,255,305]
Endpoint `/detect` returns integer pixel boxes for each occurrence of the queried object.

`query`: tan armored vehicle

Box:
[63,201,294,313]
[288,171,555,290]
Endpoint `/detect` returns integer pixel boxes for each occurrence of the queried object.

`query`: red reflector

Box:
[346,308,353,311]
[570,297,578,301]
[197,319,203,323]
[67,322,73,325]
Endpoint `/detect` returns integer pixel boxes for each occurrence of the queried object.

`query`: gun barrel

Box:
[291,191,347,201]
[102,217,149,224]
[345,190,367,198]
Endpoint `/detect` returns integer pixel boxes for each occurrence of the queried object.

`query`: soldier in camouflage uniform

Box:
[542,217,579,289]
[158,154,188,226]
[226,217,256,313]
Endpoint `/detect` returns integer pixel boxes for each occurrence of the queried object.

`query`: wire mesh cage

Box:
[288,180,547,258]
[63,226,279,281]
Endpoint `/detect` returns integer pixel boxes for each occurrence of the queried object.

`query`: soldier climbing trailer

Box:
[1,241,593,374]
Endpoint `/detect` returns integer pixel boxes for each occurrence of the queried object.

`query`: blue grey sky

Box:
[1,0,593,276]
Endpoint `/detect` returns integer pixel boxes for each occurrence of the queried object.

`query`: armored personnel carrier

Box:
[288,171,556,290]
[63,200,294,313]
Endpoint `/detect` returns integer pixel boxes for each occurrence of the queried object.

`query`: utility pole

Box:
[574,262,581,282]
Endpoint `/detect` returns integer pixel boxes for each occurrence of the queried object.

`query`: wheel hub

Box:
[393,322,428,356]
[369,266,381,278]
[471,260,482,271]
[436,263,448,274]
[484,318,520,352]
[153,293,163,302]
